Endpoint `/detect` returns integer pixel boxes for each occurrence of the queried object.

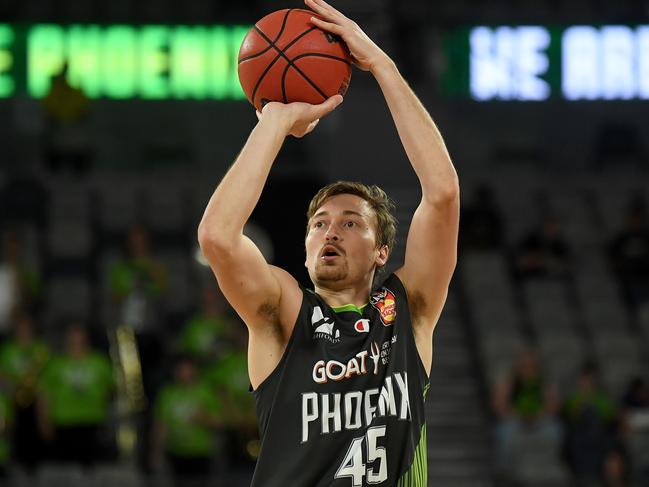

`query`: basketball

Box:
[238,8,352,111]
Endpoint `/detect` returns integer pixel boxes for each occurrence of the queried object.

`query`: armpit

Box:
[408,289,428,321]
[256,301,283,337]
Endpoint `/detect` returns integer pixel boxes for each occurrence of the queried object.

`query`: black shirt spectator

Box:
[514,217,572,280]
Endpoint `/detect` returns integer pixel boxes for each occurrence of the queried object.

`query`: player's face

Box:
[305,194,388,288]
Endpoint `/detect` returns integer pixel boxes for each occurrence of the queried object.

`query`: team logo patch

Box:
[370,287,397,326]
[354,319,370,333]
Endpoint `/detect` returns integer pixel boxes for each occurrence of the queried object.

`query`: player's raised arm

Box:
[372,62,460,327]
[197,97,342,333]
[306,0,459,362]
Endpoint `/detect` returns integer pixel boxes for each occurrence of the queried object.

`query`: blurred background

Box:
[0,0,649,486]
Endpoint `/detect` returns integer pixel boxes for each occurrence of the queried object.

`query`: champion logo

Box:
[312,306,340,343]
[354,319,370,333]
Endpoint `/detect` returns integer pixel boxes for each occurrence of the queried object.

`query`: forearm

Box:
[372,60,458,201]
[198,117,288,245]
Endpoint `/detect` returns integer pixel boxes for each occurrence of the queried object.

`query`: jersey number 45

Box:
[335,426,388,485]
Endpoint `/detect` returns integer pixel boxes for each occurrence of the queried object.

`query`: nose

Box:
[325,226,339,241]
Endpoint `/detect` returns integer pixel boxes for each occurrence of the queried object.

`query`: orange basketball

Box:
[238,8,352,111]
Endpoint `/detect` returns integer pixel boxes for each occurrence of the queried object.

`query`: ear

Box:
[375,245,389,268]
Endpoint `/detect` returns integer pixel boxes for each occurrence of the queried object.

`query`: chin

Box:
[313,262,349,283]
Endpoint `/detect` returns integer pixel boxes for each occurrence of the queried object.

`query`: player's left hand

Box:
[305,0,391,73]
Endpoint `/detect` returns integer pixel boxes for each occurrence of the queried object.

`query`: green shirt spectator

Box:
[155,379,222,457]
[110,225,167,300]
[39,351,114,426]
[110,257,166,298]
[179,314,229,360]
[178,286,237,361]
[203,350,255,428]
[0,312,50,407]
[0,340,50,387]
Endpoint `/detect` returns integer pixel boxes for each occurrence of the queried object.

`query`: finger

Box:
[304,0,346,22]
[308,0,346,20]
[309,16,343,34]
[255,110,262,120]
[314,95,343,117]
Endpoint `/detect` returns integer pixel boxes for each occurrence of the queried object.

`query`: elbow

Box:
[197,223,234,258]
[425,180,460,207]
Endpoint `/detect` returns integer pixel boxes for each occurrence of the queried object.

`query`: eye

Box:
[314,221,325,228]
[344,221,355,228]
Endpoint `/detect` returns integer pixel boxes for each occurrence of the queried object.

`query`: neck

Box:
[314,281,373,308]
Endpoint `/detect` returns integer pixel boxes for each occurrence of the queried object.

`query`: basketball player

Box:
[198,0,459,484]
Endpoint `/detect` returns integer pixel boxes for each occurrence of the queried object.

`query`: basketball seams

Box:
[281,59,328,103]
[240,9,293,64]
[290,53,351,65]
[251,24,321,108]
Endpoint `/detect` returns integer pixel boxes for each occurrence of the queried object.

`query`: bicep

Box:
[201,235,284,329]
[396,195,459,319]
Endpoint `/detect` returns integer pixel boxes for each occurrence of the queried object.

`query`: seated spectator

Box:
[513,216,572,280]
[492,349,562,475]
[459,184,504,251]
[562,361,620,486]
[0,229,43,335]
[177,286,236,364]
[110,224,168,397]
[203,325,257,468]
[0,310,50,470]
[152,355,222,487]
[37,324,115,466]
[0,389,13,478]
[110,224,168,330]
[608,200,649,311]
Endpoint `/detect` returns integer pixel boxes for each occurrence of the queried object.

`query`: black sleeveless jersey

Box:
[251,273,430,487]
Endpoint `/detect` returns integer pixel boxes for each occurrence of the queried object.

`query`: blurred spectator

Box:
[110,224,168,325]
[41,62,92,174]
[110,224,168,396]
[513,216,573,280]
[203,325,257,468]
[152,355,222,487]
[0,310,49,470]
[459,184,504,251]
[608,201,649,311]
[37,324,115,466]
[562,361,620,486]
[177,286,235,364]
[0,230,43,334]
[492,349,562,474]
[0,389,13,478]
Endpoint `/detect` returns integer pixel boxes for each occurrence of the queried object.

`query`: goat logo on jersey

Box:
[370,287,397,326]
[311,306,340,343]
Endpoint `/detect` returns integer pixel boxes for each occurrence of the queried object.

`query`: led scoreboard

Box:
[443,25,649,101]
[0,23,249,99]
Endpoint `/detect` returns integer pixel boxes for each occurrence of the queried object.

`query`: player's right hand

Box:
[256,94,343,138]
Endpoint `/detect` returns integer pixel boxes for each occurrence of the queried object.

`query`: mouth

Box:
[320,245,343,260]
